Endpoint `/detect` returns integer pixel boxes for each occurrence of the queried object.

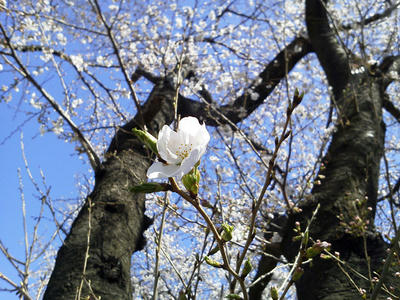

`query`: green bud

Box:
[132,128,158,154]
[240,258,252,279]
[293,88,304,107]
[130,182,169,193]
[292,267,304,281]
[301,231,309,247]
[204,256,222,268]
[270,286,279,300]
[182,165,200,196]
[306,246,320,259]
[306,240,331,258]
[221,223,234,242]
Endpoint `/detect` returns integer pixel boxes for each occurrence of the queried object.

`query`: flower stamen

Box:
[176,143,193,160]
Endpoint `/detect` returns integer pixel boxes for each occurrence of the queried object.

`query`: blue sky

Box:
[0,101,90,299]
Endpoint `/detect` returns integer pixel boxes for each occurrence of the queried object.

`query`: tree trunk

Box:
[251,1,400,298]
[279,0,400,298]
[281,74,398,299]
[43,80,176,300]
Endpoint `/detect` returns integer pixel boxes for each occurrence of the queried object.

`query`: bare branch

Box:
[342,2,400,30]
[0,23,102,172]
[178,36,313,125]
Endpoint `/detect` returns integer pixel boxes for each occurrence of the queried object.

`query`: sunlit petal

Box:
[147,162,180,179]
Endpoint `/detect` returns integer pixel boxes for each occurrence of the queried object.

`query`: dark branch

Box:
[383,98,400,123]
[380,54,400,88]
[342,2,400,30]
[178,36,313,126]
[306,0,351,99]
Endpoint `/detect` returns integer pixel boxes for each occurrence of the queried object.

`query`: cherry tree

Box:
[1,0,400,299]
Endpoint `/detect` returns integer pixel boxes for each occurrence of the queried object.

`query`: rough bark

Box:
[251,1,400,298]
[281,74,395,299]
[279,1,400,299]
[43,79,176,300]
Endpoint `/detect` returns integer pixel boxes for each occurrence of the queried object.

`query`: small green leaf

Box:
[301,231,309,247]
[270,286,279,300]
[208,245,220,256]
[132,128,158,154]
[225,294,242,300]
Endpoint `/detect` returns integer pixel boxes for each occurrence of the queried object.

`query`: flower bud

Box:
[204,256,222,268]
[182,165,200,196]
[292,267,304,281]
[293,88,304,107]
[132,128,158,154]
[240,258,252,279]
[208,245,220,255]
[221,223,234,242]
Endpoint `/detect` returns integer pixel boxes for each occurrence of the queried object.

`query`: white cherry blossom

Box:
[147,117,210,179]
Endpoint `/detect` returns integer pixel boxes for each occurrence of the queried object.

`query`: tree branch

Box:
[0,23,102,172]
[306,0,351,99]
[178,36,313,125]
[342,1,400,30]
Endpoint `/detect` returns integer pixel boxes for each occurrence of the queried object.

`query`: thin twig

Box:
[370,223,400,300]
[152,193,169,300]
[278,204,320,300]
[75,198,96,300]
[0,23,101,171]
[90,0,146,130]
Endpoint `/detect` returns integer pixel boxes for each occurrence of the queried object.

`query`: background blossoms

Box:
[147,117,210,179]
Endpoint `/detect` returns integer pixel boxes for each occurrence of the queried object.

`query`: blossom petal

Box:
[180,117,210,150]
[157,125,180,164]
[195,123,210,154]
[178,116,201,132]
[147,161,180,179]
